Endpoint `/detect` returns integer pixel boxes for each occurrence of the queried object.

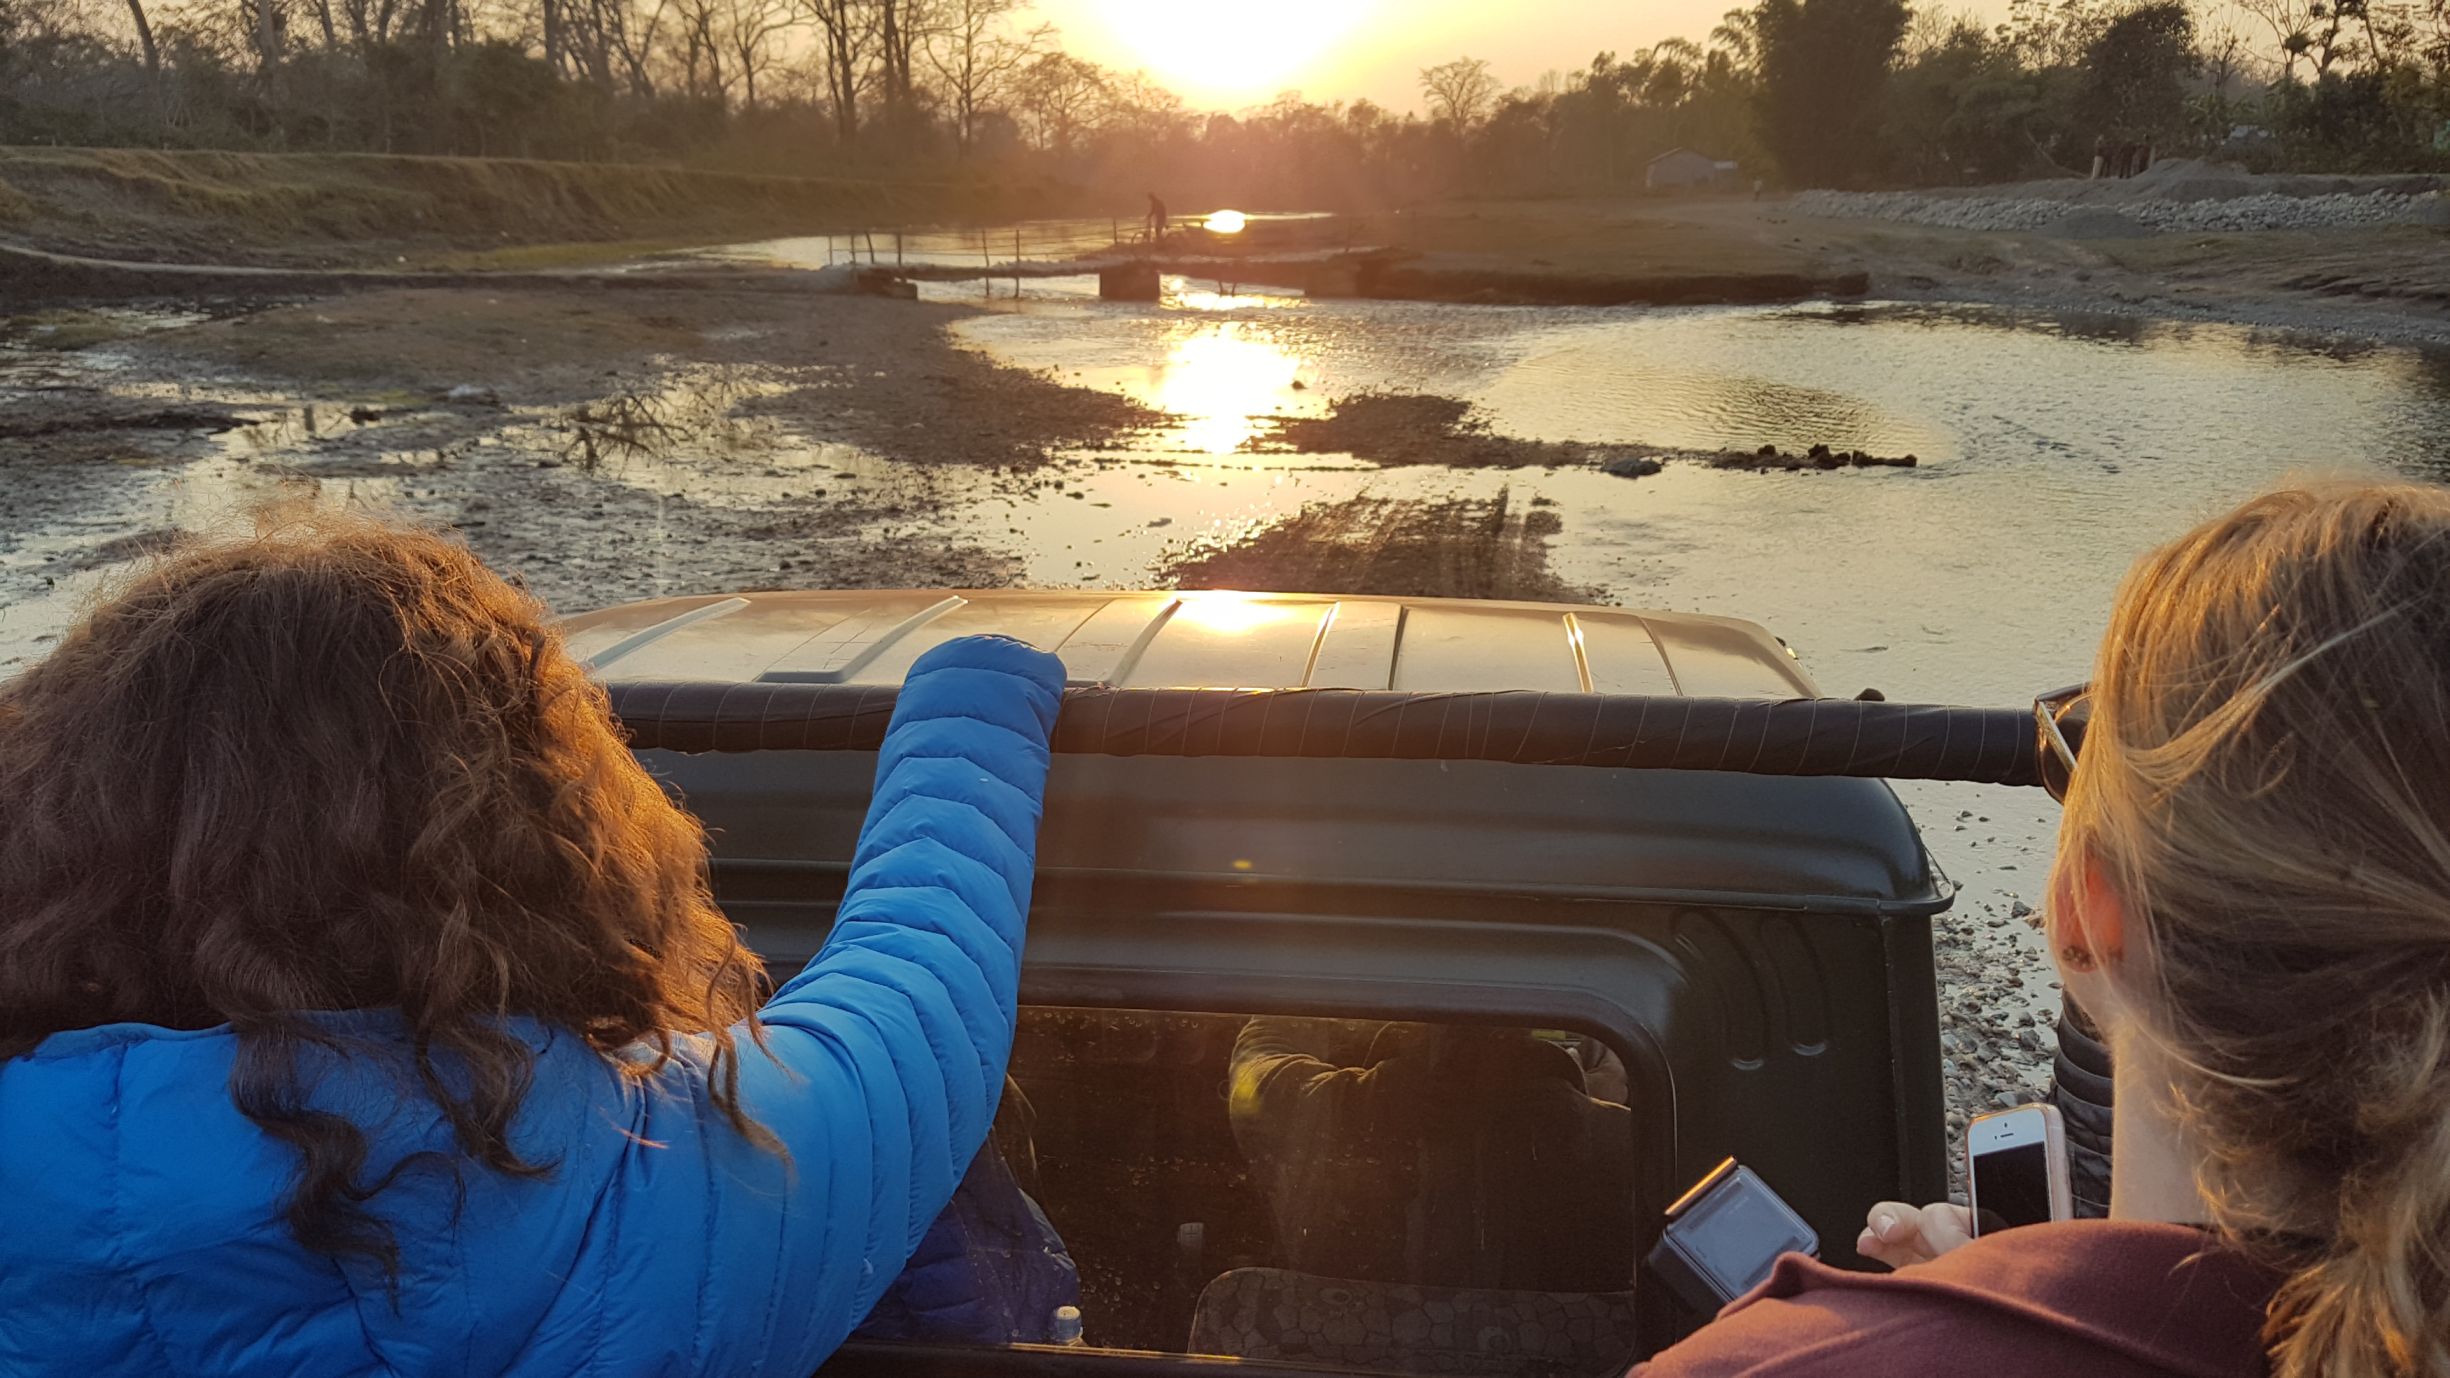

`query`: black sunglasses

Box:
[2035,683,2091,803]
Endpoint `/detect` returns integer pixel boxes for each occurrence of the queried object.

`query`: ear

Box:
[2048,848,2130,966]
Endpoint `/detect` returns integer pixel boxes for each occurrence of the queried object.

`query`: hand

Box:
[1856,1201,1974,1270]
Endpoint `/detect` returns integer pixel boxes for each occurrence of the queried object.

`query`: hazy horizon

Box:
[1033,0,2024,113]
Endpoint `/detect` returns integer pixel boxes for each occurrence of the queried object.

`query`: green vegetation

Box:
[1756,0,1914,186]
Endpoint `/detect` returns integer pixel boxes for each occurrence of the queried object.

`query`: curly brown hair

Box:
[0,513,769,1277]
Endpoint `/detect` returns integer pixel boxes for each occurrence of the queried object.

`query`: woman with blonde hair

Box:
[0,516,1067,1375]
[1642,480,2450,1377]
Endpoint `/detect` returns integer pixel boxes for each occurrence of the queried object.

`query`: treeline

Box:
[4,0,2445,199]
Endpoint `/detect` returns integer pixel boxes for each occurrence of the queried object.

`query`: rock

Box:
[1603,455,1665,480]
[1796,181,2447,235]
[1099,262,1163,301]
[852,269,919,300]
[443,384,501,406]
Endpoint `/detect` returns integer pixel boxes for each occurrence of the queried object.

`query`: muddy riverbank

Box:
[0,284,1167,655]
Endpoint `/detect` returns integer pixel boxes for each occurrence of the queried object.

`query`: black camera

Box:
[1645,1158,1820,1315]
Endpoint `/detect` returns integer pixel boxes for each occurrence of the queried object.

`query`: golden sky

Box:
[1033,0,2019,112]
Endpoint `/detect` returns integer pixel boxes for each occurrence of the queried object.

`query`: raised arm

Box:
[724,636,1064,1363]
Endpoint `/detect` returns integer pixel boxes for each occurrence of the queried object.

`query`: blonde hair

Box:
[2063,480,2450,1378]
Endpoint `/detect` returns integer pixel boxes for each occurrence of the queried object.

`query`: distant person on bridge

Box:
[1146,192,1170,244]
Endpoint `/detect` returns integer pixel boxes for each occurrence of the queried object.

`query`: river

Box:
[890,275,2450,980]
[10,267,2450,1017]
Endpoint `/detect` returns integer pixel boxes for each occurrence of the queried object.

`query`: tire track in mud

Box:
[1164,490,1596,604]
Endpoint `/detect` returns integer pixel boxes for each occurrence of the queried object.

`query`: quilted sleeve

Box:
[725,635,1065,1365]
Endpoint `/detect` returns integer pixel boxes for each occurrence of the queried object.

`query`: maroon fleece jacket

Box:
[1633,1221,2279,1377]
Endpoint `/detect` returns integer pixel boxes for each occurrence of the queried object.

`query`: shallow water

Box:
[694,213,1337,275]
[13,291,2450,979]
[930,290,2450,973]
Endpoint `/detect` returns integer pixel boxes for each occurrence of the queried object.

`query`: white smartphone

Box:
[1966,1103,2072,1237]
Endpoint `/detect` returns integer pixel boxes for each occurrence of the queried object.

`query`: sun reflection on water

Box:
[1145,323,1309,454]
[1172,284,1304,312]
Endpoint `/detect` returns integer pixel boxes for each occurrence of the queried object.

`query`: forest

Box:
[5,0,2447,202]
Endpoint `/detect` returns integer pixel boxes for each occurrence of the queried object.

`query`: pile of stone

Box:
[1797,186,2448,235]
[1600,443,1919,481]
[1718,442,1919,471]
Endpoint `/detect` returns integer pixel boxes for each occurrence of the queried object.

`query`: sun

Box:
[1086,0,1378,108]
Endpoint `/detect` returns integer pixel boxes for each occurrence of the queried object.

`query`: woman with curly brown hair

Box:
[0,515,1067,1376]
[1640,481,2450,1378]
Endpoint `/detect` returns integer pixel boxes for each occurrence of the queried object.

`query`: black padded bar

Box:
[606,682,2044,788]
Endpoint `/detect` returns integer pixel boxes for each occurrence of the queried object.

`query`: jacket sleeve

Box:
[721,635,1065,1365]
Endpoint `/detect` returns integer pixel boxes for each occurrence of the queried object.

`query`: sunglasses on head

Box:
[2034,683,2091,803]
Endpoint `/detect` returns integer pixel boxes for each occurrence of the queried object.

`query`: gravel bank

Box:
[1799,185,2447,234]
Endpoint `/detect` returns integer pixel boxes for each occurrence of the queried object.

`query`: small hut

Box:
[1645,149,1740,191]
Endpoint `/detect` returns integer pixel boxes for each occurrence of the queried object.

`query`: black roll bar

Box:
[606,682,2042,788]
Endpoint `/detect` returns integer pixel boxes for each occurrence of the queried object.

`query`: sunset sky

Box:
[1031,0,2019,113]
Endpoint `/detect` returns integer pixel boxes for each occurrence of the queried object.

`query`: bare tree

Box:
[255,0,284,69]
[675,0,728,99]
[1419,55,1498,128]
[922,0,1043,153]
[2199,14,2253,118]
[722,0,793,107]
[2232,0,2327,74]
[1011,48,1103,153]
[875,0,926,107]
[616,0,673,94]
[795,0,868,138]
[123,0,160,73]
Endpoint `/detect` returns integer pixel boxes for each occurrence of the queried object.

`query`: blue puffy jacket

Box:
[854,1124,1080,1345]
[0,636,1066,1377]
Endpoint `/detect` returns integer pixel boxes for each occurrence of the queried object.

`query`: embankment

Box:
[1327,253,1869,306]
[929,248,1871,308]
[0,147,1073,269]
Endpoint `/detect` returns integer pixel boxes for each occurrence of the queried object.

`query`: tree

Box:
[1751,0,1911,185]
[1419,55,1497,128]
[720,0,791,107]
[2235,0,2334,75]
[1709,7,1762,70]
[1010,48,1102,153]
[923,0,1043,154]
[124,0,160,74]
[794,0,865,138]
[2078,0,2197,138]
